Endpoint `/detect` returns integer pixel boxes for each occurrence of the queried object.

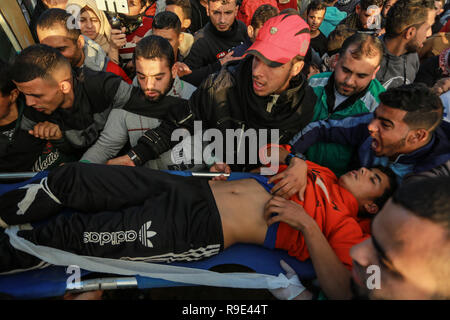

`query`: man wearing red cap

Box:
[108,13,318,171]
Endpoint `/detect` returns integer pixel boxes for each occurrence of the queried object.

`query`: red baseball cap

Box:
[245,13,310,67]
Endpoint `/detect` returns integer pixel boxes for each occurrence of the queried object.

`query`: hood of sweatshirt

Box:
[82,35,108,71]
[376,37,420,89]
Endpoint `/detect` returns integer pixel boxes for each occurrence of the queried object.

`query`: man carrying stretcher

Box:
[0,159,396,298]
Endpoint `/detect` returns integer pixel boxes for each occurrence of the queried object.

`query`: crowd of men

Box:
[0,0,449,300]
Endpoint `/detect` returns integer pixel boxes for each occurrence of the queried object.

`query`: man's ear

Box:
[291,60,305,77]
[77,34,85,49]
[59,80,72,94]
[247,25,254,39]
[182,18,191,30]
[330,53,340,70]
[333,53,340,63]
[404,25,417,40]
[364,202,379,215]
[171,62,178,79]
[355,4,361,15]
[407,128,429,145]
[178,32,184,45]
[372,65,381,79]
[9,88,19,104]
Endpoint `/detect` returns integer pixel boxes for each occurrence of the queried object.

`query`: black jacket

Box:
[132,56,317,170]
[182,20,249,87]
[20,68,132,158]
[188,0,209,34]
[0,98,70,172]
[414,55,443,87]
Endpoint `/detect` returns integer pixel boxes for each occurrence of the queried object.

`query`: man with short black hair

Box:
[152,11,186,60]
[376,0,436,89]
[9,44,134,158]
[306,0,328,58]
[273,84,450,198]
[0,60,68,172]
[181,0,249,86]
[81,35,197,170]
[350,176,450,299]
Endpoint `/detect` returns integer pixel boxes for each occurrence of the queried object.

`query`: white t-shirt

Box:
[334,89,348,110]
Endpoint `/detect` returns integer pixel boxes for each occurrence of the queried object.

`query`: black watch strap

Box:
[285,152,306,165]
[127,150,143,166]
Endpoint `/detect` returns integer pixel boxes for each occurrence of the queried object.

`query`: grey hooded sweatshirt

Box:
[376,37,420,89]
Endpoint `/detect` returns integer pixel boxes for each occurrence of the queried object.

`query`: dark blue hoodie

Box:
[289,112,450,181]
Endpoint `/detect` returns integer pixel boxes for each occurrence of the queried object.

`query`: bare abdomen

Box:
[209,179,271,248]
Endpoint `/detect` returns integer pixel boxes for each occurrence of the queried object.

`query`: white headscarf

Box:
[66,0,112,54]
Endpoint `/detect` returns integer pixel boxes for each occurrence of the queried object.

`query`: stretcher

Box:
[0,171,316,299]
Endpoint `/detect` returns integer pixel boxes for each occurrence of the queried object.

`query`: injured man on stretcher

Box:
[0,160,397,285]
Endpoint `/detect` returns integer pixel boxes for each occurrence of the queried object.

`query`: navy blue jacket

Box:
[289,112,450,180]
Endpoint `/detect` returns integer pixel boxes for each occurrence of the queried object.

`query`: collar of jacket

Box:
[207,19,239,39]
[123,85,187,119]
[233,56,308,108]
[324,72,371,114]
[230,56,316,142]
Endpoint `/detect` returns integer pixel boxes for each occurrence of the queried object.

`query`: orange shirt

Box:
[274,161,371,270]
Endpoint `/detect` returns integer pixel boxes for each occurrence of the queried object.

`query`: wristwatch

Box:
[285,152,306,166]
[127,150,142,166]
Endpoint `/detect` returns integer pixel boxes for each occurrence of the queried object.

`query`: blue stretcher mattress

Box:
[0,170,316,299]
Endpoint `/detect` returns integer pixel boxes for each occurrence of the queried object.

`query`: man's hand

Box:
[264,196,313,231]
[268,157,308,200]
[172,62,192,77]
[432,77,450,95]
[269,260,311,300]
[210,162,231,181]
[210,162,231,173]
[374,28,385,37]
[219,51,243,65]
[110,27,127,49]
[29,121,63,140]
[259,144,290,166]
[106,154,136,166]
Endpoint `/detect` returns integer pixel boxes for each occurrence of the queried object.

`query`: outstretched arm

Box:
[264,197,353,299]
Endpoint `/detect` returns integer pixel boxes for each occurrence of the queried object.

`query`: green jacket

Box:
[305,72,385,176]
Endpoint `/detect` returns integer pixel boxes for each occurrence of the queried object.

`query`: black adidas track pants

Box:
[0,163,223,274]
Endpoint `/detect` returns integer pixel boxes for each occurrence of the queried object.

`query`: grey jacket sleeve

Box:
[80,109,129,163]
